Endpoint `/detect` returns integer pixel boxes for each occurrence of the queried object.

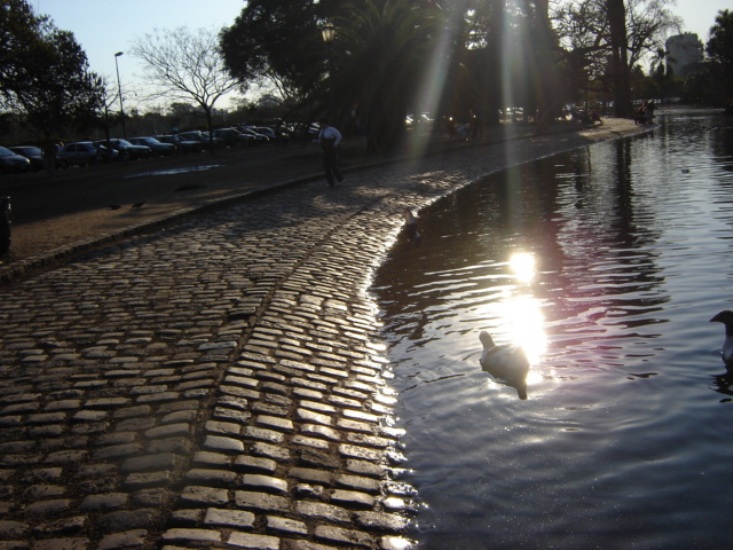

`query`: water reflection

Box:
[375,110,733,548]
[711,368,733,400]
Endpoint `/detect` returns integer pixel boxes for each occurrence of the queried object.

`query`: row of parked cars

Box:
[0,125,290,174]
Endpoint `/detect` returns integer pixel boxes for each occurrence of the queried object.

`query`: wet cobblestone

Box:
[0,122,643,548]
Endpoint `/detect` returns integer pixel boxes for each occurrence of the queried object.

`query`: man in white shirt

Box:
[317,118,344,187]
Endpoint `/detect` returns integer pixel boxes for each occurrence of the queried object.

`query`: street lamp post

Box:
[114,51,127,139]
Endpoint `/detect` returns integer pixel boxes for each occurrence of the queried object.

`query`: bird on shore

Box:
[479,330,530,399]
[106,204,121,210]
[131,201,145,209]
[710,310,733,366]
[402,208,421,242]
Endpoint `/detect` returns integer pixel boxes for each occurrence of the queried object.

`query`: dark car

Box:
[236,126,270,146]
[213,128,247,148]
[252,126,277,141]
[156,134,204,154]
[129,136,175,157]
[179,130,225,150]
[0,145,32,173]
[58,141,118,167]
[96,139,151,160]
[9,145,44,171]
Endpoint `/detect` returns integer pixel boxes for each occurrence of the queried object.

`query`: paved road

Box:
[0,120,645,549]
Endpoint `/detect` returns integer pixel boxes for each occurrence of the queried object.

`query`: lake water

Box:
[373,110,733,549]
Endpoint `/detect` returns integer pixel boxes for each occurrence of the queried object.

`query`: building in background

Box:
[665,33,704,78]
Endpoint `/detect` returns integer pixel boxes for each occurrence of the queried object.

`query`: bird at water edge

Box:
[131,201,145,209]
[479,330,530,400]
[402,208,421,242]
[710,310,733,366]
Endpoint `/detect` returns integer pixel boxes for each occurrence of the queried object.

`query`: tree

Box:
[132,26,243,144]
[521,0,564,129]
[0,0,37,101]
[649,46,671,100]
[460,0,506,126]
[220,0,327,102]
[331,0,442,151]
[624,0,681,69]
[552,0,681,112]
[0,0,105,141]
[607,0,632,117]
[706,9,733,99]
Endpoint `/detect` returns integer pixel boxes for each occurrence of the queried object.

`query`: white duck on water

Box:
[479,331,530,400]
[710,310,733,366]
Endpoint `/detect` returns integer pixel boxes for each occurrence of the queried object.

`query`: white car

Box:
[58,141,117,167]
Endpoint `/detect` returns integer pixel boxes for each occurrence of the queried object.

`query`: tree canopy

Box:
[0,0,105,138]
[220,0,327,102]
[706,9,733,95]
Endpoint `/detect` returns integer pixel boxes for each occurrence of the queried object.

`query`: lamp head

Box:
[321,23,335,43]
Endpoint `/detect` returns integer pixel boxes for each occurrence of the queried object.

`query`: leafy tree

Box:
[459,0,506,126]
[520,0,564,128]
[132,26,243,143]
[330,0,442,151]
[0,0,105,140]
[706,9,733,100]
[607,0,631,116]
[552,0,681,113]
[220,0,327,102]
[648,46,672,100]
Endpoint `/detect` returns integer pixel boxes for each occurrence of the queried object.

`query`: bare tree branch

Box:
[131,26,244,139]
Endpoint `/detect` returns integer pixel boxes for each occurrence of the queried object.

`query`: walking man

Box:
[318,118,343,187]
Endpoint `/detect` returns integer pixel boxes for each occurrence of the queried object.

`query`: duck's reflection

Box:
[711,367,733,399]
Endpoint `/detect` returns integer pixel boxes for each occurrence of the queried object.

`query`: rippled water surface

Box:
[373,110,733,549]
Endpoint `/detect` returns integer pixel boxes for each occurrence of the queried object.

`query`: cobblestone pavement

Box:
[0,121,645,549]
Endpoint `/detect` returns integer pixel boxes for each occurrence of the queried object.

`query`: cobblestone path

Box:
[0,124,643,549]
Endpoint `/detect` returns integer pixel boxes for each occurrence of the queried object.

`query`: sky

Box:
[33,0,730,111]
[35,0,246,109]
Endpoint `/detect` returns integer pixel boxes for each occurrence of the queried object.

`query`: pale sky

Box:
[35,0,246,109]
[33,0,729,111]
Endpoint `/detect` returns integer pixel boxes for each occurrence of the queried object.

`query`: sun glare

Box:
[509,251,536,284]
[481,251,547,377]
[504,293,546,367]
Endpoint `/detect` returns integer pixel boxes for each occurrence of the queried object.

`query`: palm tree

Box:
[607,0,632,117]
[330,0,443,152]
[649,46,673,102]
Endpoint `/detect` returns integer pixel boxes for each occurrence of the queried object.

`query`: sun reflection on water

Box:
[509,251,536,284]
[504,252,547,380]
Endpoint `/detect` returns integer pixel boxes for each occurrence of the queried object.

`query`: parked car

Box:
[156,134,204,154]
[0,146,31,173]
[95,143,120,163]
[95,139,151,160]
[179,130,225,150]
[58,141,118,167]
[9,145,44,171]
[213,128,247,148]
[236,126,270,145]
[252,126,277,141]
[129,136,175,156]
